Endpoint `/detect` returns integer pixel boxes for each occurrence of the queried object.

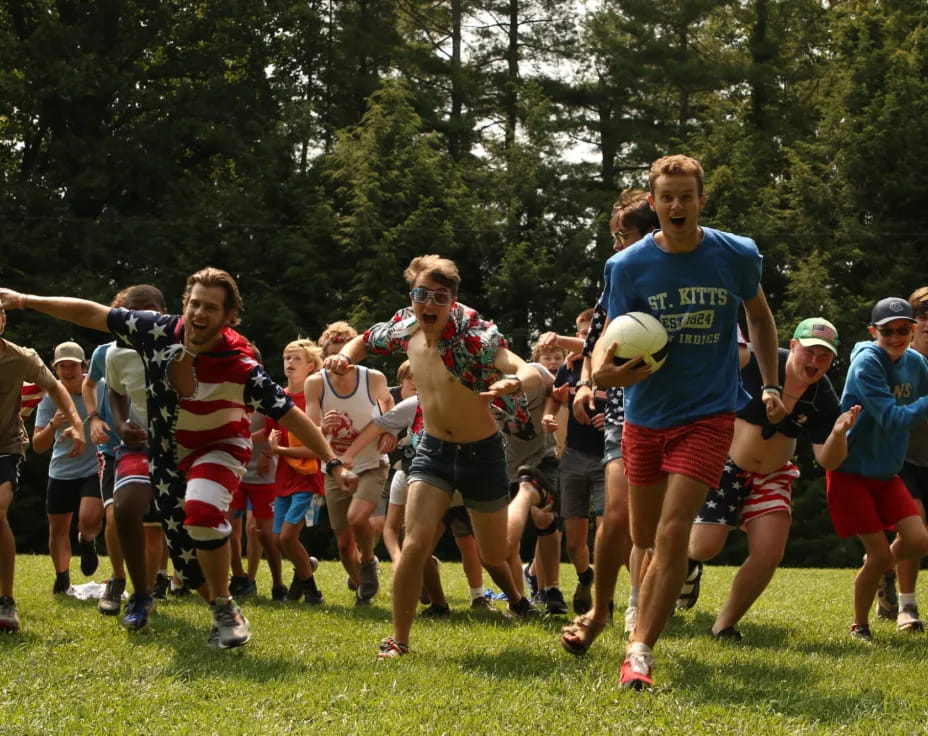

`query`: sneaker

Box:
[624,606,637,638]
[169,577,190,597]
[354,592,372,607]
[228,575,249,598]
[287,568,303,601]
[573,579,593,615]
[210,597,251,649]
[710,625,743,641]
[206,625,220,648]
[471,596,495,611]
[506,596,541,619]
[52,571,71,595]
[545,587,569,615]
[122,594,155,631]
[420,602,451,618]
[877,570,899,619]
[98,578,126,616]
[0,596,20,633]
[347,576,359,592]
[309,556,320,573]
[237,579,257,600]
[303,577,324,606]
[522,561,538,599]
[620,651,654,690]
[271,585,289,602]
[531,589,547,606]
[78,533,99,577]
[850,623,872,642]
[152,573,170,600]
[358,557,380,601]
[897,603,924,632]
[676,560,703,610]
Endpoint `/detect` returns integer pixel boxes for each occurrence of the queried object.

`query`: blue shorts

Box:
[273,492,316,534]
[408,432,509,513]
[602,424,623,465]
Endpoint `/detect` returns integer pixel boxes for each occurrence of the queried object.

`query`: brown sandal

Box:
[560,614,607,656]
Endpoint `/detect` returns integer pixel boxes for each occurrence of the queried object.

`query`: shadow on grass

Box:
[455,648,558,679]
[673,655,886,725]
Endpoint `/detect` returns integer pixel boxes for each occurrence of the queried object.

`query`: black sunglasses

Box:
[877,326,913,337]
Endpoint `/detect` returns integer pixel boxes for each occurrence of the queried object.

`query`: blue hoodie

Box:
[838,342,928,479]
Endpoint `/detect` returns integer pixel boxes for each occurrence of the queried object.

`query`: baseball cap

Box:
[52,341,86,366]
[793,318,838,356]
[870,297,915,326]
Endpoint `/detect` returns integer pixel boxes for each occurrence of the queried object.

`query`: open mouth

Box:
[670,216,686,227]
[421,314,438,326]
[804,365,818,378]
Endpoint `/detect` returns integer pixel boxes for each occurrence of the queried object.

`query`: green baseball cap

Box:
[793,318,838,356]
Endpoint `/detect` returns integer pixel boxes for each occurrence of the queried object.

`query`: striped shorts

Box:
[622,413,735,489]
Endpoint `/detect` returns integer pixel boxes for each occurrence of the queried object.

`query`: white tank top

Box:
[321,366,386,474]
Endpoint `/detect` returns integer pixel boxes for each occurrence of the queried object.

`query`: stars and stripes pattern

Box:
[695,458,800,528]
[107,308,294,589]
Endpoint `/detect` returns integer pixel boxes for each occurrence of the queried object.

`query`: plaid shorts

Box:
[622,413,735,489]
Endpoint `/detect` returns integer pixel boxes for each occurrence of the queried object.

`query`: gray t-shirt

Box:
[494,363,556,479]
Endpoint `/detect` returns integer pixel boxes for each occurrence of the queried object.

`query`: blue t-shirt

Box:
[604,227,762,429]
[35,392,98,480]
[838,342,928,479]
[87,342,120,456]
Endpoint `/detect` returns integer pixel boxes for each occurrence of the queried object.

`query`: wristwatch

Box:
[322,458,344,476]
[576,380,593,389]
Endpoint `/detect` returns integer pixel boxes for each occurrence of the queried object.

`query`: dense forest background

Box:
[2,0,926,566]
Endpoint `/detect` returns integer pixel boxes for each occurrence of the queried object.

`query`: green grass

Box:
[1,556,925,735]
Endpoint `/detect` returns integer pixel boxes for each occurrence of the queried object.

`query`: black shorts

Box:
[0,454,24,493]
[98,452,116,507]
[900,462,928,503]
[441,505,474,538]
[47,474,100,515]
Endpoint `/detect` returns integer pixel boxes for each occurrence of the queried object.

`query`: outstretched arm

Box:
[277,406,357,493]
[0,289,110,333]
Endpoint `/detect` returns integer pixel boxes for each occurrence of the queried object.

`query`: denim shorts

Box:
[408,432,509,513]
[603,424,623,465]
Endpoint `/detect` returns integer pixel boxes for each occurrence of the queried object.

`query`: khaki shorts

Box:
[324,462,389,531]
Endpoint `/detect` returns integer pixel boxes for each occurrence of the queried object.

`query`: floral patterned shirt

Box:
[364,302,531,428]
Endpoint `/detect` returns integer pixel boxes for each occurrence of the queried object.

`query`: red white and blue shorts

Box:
[695,458,800,529]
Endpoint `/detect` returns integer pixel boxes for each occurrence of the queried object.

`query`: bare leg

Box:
[589,459,631,622]
[456,534,484,589]
[632,473,709,649]
[104,504,125,579]
[712,511,790,632]
[335,528,360,586]
[471,506,526,607]
[382,503,405,563]
[113,482,154,595]
[0,483,15,597]
[347,498,377,563]
[48,512,73,574]
[856,532,892,627]
[896,498,926,595]
[390,481,451,646]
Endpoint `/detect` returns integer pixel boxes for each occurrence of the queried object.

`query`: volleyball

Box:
[602,311,669,372]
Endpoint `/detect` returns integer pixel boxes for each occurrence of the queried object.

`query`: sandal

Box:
[377,636,410,659]
[560,614,607,656]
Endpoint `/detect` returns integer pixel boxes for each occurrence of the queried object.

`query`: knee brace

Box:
[536,514,563,537]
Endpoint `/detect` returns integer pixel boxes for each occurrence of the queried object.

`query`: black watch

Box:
[576,380,593,389]
[322,458,344,476]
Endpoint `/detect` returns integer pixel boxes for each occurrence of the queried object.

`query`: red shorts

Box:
[825,470,918,538]
[622,414,735,489]
[114,448,151,492]
[230,482,276,520]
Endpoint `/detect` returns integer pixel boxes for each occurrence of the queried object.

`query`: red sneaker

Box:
[620,651,654,690]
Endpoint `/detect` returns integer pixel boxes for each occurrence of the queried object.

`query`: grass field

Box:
[1,555,926,735]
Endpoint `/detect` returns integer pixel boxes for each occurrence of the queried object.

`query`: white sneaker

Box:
[210,596,251,648]
[897,603,924,632]
[624,606,637,638]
